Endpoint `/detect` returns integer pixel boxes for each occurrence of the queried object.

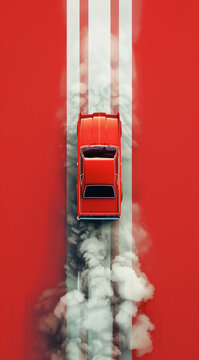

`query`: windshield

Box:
[82,146,116,158]
[84,185,115,198]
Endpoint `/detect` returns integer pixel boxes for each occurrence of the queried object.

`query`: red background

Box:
[0,1,66,359]
[0,0,199,359]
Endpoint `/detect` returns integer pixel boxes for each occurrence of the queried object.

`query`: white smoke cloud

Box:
[116,301,138,328]
[80,237,108,268]
[112,252,154,302]
[132,314,155,357]
[50,219,154,358]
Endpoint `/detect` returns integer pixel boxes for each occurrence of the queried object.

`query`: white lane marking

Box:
[119,0,133,359]
[66,0,80,358]
[88,0,111,114]
[88,1,112,359]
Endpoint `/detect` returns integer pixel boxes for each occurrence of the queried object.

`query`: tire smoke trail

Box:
[35,89,154,359]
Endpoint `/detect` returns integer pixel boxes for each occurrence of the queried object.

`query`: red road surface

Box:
[0,1,66,359]
[133,1,199,359]
[1,0,199,359]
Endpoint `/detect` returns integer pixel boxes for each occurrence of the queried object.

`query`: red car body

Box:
[77,112,122,220]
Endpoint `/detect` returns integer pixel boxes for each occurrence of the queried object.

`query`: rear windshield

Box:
[84,185,115,198]
[82,146,116,158]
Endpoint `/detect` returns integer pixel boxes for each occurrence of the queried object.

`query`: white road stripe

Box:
[88,1,112,359]
[88,0,111,114]
[66,0,80,358]
[67,1,133,358]
[119,0,133,359]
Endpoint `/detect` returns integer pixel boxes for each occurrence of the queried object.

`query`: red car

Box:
[77,112,122,220]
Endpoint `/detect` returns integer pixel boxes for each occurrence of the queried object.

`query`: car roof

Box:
[83,158,115,187]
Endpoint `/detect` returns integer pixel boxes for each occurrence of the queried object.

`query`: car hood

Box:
[79,114,120,147]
